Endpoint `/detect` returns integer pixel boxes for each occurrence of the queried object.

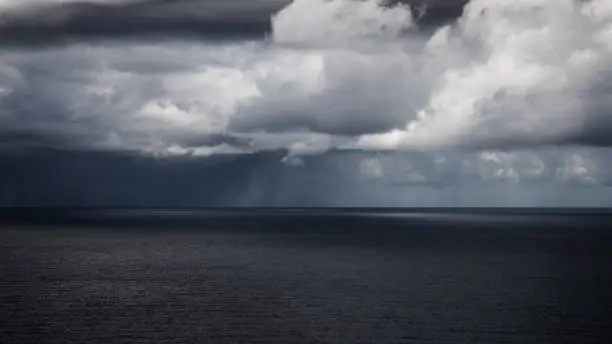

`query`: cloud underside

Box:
[0,0,470,45]
[2,148,612,207]
[1,0,612,188]
[0,0,285,44]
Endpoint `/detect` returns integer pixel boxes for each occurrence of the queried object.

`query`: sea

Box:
[1,208,611,343]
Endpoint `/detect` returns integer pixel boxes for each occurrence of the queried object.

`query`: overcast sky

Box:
[1,0,612,207]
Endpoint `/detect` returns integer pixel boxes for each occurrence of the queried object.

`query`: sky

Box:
[1,0,612,207]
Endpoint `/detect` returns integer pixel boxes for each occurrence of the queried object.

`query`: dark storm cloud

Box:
[0,0,470,46]
[564,78,612,147]
[1,0,610,156]
[228,100,408,137]
[0,148,357,207]
[384,0,468,30]
[0,0,286,46]
[2,0,612,208]
[2,147,612,207]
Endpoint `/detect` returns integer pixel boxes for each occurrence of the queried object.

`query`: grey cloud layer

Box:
[0,0,468,46]
[2,0,612,206]
[2,0,611,153]
[0,0,284,44]
[2,147,612,207]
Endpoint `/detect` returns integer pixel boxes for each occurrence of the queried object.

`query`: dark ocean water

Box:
[1,208,612,343]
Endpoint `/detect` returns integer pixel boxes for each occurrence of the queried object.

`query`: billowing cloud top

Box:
[1,0,612,203]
